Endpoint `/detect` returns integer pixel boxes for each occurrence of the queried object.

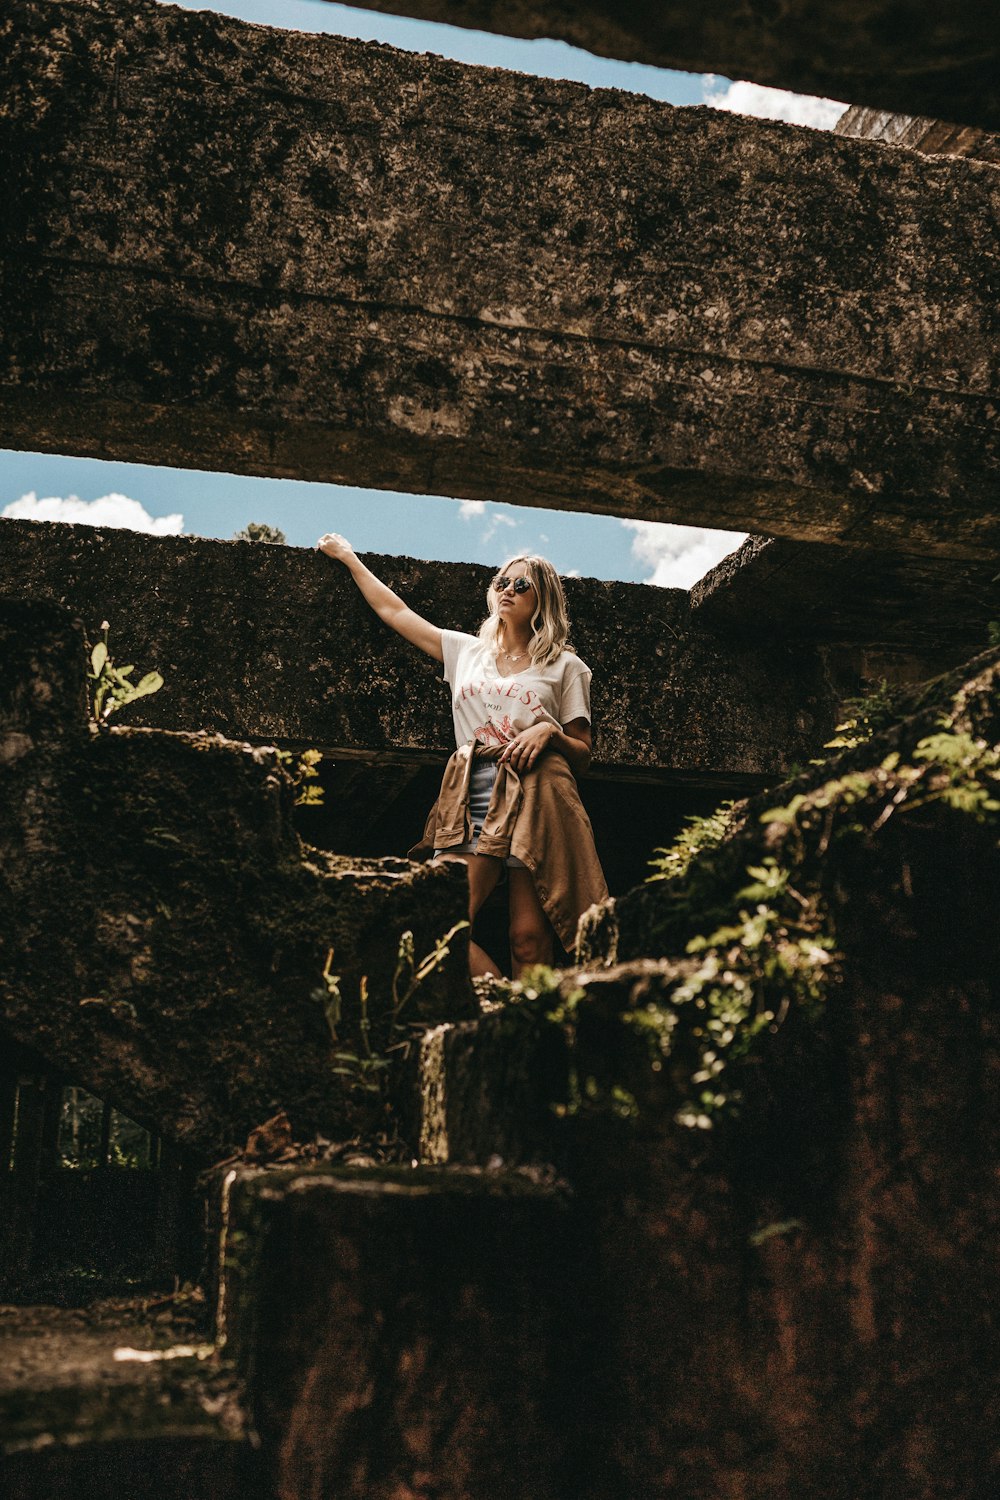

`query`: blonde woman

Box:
[317,534,608,978]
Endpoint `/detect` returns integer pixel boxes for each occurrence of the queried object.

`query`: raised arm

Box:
[317,532,443,662]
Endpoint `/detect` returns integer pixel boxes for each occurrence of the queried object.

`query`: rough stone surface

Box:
[0,519,839,782]
[3,1,999,557]
[327,2,1000,133]
[0,600,473,1161]
[690,532,1000,672]
[686,101,1000,670]
[216,1164,597,1500]
[0,1304,261,1499]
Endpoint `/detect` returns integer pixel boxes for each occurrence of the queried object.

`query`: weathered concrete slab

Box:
[690,533,1000,674]
[0,519,839,782]
[2,1,998,557]
[0,599,473,1161]
[329,2,1000,134]
[685,101,1000,669]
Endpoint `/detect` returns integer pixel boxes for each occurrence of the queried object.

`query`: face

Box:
[492,561,536,633]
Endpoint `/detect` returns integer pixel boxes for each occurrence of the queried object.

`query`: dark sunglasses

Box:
[492,574,532,594]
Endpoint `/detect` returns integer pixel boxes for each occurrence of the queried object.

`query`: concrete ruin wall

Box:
[691,533,1000,681]
[3,0,999,558]
[687,100,1000,676]
[0,518,839,782]
[210,647,1000,1499]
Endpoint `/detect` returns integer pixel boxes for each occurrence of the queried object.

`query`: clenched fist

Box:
[317,532,356,563]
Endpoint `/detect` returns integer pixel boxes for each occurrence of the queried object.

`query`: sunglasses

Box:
[492,574,533,594]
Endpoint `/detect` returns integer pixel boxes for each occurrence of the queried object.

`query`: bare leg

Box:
[432,853,504,977]
[507,867,555,979]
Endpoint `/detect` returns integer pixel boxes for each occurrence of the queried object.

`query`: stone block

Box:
[214,1164,597,1500]
[322,2,1000,133]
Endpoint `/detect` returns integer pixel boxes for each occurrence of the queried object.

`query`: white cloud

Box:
[2,491,184,535]
[482,511,517,546]
[622,520,747,590]
[702,76,847,130]
[457,499,486,520]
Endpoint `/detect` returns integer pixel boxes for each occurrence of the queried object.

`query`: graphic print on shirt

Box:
[455,676,547,745]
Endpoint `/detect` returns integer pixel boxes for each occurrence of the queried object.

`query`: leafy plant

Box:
[86,621,164,726]
[232,522,287,544]
[647,801,738,882]
[508,863,837,1134]
[315,947,343,1042]
[763,717,1000,837]
[822,678,899,752]
[274,747,324,806]
[315,920,469,1108]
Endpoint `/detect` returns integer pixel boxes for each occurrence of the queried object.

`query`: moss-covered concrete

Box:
[0,600,473,1160]
[3,2,999,554]
[588,643,1000,963]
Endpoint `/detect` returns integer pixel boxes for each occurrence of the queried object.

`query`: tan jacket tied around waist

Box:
[410,742,609,954]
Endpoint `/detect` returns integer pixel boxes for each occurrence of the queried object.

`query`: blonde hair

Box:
[477,554,573,668]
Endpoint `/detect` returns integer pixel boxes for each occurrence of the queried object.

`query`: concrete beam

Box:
[327,2,1000,134]
[2,1,998,558]
[0,518,837,783]
[686,103,1000,678]
[690,535,1000,680]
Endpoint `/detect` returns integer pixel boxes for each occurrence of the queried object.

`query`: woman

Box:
[316,533,608,978]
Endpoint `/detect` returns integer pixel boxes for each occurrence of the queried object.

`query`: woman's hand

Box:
[498,722,557,771]
[317,531,357,563]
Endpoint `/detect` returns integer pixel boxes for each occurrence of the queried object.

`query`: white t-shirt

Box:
[441,630,592,750]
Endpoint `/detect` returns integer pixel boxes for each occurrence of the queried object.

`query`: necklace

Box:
[502,649,529,663]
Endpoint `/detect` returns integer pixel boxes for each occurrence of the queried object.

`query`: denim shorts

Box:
[434,758,526,868]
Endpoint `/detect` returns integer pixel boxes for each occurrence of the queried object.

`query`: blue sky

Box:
[1,0,845,586]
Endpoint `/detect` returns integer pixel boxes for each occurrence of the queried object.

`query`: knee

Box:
[509,921,552,967]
